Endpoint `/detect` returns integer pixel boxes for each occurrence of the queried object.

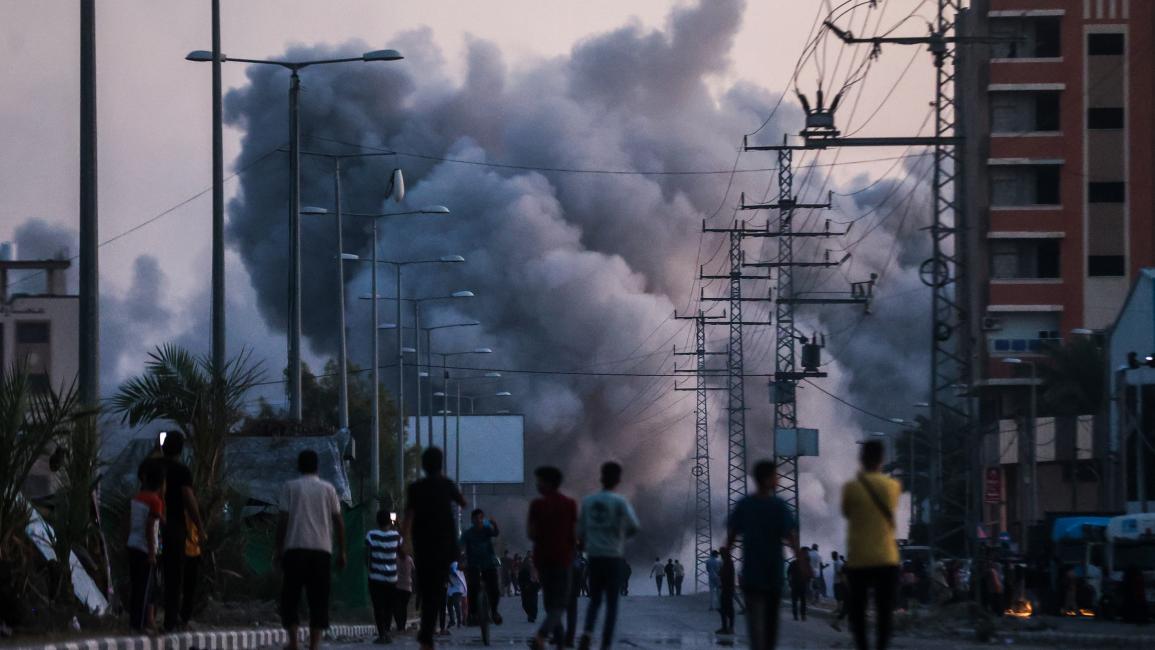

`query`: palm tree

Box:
[0,366,78,561]
[111,344,263,535]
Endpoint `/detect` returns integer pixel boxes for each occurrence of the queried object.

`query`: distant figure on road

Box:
[276,450,346,650]
[650,557,665,595]
[664,560,676,597]
[725,460,798,650]
[830,551,848,631]
[716,546,736,635]
[673,560,686,595]
[527,466,578,650]
[519,550,541,622]
[511,554,524,595]
[460,509,503,625]
[394,552,415,633]
[706,550,722,611]
[402,447,467,650]
[446,561,467,630]
[366,509,402,643]
[841,439,901,650]
[501,550,515,596]
[811,543,827,601]
[788,549,811,621]
[577,461,641,650]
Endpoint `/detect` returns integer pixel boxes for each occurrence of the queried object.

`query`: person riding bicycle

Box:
[460,509,504,626]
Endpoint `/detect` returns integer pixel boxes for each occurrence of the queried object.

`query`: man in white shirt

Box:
[277,450,346,650]
[577,462,640,650]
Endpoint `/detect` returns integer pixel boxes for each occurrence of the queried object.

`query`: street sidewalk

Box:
[2,624,376,650]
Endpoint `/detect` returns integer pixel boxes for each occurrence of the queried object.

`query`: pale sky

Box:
[0,0,931,299]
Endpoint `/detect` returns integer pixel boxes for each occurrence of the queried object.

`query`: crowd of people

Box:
[127,432,904,650]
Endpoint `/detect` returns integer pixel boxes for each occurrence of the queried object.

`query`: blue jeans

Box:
[583,557,622,648]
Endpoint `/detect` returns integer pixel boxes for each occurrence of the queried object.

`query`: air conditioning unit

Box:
[982,316,1002,331]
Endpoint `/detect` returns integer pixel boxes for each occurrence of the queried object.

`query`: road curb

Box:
[999,629,1155,648]
[8,624,377,650]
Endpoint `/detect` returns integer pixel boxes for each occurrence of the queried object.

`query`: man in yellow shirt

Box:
[840,439,901,650]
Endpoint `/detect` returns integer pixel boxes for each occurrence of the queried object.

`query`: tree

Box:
[111,344,263,539]
[1038,337,1107,416]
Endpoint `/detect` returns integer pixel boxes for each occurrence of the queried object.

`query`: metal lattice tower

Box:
[772,148,800,518]
[726,230,748,518]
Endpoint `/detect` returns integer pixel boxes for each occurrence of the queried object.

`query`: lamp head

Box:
[420,205,451,215]
[186,50,218,62]
[473,347,494,354]
[1003,357,1023,365]
[339,253,361,261]
[389,169,406,204]
[495,391,512,397]
[440,255,466,263]
[451,290,475,298]
[402,347,417,353]
[300,206,329,216]
[484,372,502,378]
[363,49,404,62]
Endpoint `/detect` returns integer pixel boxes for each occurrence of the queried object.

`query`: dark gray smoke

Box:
[221,0,932,559]
[223,0,792,557]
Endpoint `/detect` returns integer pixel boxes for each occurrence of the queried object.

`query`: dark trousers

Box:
[466,566,501,620]
[393,590,411,632]
[846,566,899,650]
[562,574,580,645]
[182,555,200,624]
[127,549,155,631]
[416,561,449,646]
[654,576,663,595]
[368,580,395,636]
[537,566,572,639]
[675,577,684,596]
[583,557,622,647]
[719,589,735,632]
[665,573,675,596]
[790,583,808,620]
[161,542,187,631]
[743,588,782,650]
[521,585,539,621]
[280,549,332,630]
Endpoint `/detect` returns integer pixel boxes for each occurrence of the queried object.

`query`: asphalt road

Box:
[333,592,1049,649]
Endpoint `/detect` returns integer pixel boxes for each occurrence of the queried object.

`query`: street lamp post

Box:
[350,206,451,505]
[435,348,494,472]
[186,47,404,420]
[1004,357,1038,547]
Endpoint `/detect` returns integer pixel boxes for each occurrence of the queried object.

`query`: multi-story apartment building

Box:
[0,254,78,392]
[963,0,1154,541]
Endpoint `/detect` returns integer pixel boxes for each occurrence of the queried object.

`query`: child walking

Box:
[127,462,165,631]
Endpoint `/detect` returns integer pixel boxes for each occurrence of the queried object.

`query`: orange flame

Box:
[1005,601,1033,619]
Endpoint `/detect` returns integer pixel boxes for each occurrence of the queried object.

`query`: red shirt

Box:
[528,491,578,570]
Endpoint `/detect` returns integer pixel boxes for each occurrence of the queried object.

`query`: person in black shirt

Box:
[402,448,466,650]
[157,432,205,631]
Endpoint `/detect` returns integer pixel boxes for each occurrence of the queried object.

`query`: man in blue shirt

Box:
[460,509,503,625]
[725,460,798,650]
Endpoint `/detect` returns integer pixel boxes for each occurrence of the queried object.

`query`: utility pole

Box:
[812,0,988,555]
[211,0,225,375]
[700,224,774,561]
[79,0,99,412]
[674,310,725,592]
[736,139,868,525]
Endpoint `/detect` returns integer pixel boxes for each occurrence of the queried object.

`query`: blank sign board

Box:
[407,415,525,484]
[775,427,819,457]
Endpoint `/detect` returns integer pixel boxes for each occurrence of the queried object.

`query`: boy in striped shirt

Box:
[366,510,403,643]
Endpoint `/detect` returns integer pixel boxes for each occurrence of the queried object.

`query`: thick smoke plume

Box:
[221,0,930,561]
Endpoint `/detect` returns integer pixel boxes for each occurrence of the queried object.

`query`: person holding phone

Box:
[460,509,503,625]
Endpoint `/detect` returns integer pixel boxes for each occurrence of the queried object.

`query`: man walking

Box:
[664,560,676,597]
[158,432,205,632]
[725,460,798,650]
[277,450,346,650]
[841,440,901,650]
[673,560,685,596]
[402,448,467,650]
[460,508,503,625]
[366,510,402,643]
[527,466,578,650]
[716,547,736,636]
[577,462,641,650]
[650,558,664,595]
[706,550,722,611]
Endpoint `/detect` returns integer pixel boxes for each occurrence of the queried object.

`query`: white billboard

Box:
[407,414,525,484]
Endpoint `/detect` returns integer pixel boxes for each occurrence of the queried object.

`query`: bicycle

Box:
[476,574,491,646]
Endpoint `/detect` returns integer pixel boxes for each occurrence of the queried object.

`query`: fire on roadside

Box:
[1005,601,1033,618]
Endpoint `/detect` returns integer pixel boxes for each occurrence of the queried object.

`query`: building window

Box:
[1088,255,1125,277]
[1088,181,1125,203]
[1088,33,1125,56]
[14,321,51,392]
[1088,107,1124,129]
[991,91,1061,133]
[990,239,1061,279]
[987,313,1062,355]
[990,166,1061,207]
[991,16,1061,58]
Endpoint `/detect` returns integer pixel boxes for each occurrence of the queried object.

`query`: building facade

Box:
[0,258,78,393]
[964,0,1155,543]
